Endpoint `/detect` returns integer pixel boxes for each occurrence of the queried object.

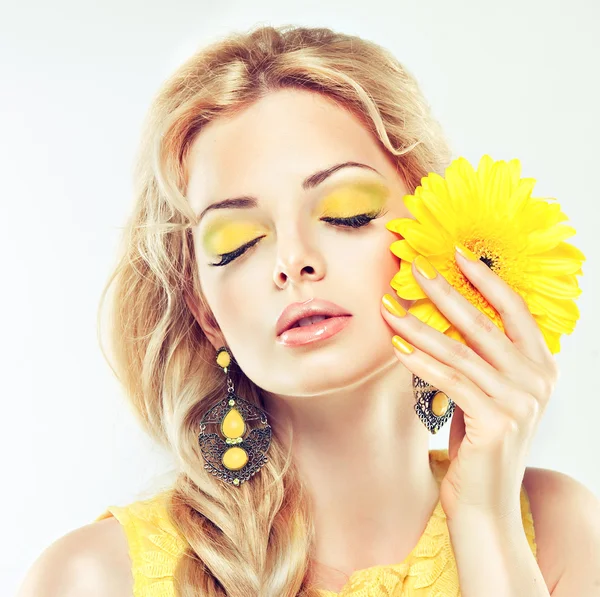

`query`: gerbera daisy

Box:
[385,154,585,355]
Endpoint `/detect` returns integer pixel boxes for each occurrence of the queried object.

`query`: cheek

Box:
[332,230,401,289]
[382,238,402,284]
[205,263,271,335]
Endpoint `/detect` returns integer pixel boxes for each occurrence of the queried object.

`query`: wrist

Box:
[446,504,524,537]
[446,511,546,597]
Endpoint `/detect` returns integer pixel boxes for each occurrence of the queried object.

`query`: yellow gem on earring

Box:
[221,408,246,438]
[216,349,231,368]
[222,446,249,471]
[431,391,450,417]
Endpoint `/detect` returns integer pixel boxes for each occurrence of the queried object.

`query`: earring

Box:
[198,346,272,487]
[412,373,455,434]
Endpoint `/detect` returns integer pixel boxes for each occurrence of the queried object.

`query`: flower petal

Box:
[527,291,580,321]
[386,218,447,255]
[402,192,446,231]
[391,262,427,300]
[525,241,586,274]
[527,224,577,254]
[522,199,569,229]
[539,324,561,354]
[507,158,522,190]
[389,239,419,261]
[445,157,478,217]
[528,273,582,299]
[419,188,463,237]
[508,177,537,217]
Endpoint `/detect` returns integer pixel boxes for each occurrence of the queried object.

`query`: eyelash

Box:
[208,207,388,267]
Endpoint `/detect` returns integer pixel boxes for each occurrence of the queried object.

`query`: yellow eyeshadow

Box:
[318,180,390,218]
[202,180,389,255]
[203,221,267,255]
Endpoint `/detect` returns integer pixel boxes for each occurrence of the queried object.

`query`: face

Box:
[186,88,413,399]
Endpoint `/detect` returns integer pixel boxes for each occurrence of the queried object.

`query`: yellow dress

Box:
[94,449,537,596]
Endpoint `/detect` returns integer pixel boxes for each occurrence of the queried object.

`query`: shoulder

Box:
[17,517,132,597]
[523,465,600,594]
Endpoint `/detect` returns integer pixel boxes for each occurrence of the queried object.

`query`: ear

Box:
[184,287,227,352]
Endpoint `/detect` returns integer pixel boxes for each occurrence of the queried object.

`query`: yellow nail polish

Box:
[382,294,407,317]
[455,242,479,261]
[413,255,437,280]
[392,335,414,354]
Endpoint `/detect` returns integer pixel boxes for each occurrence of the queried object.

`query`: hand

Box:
[380,246,559,523]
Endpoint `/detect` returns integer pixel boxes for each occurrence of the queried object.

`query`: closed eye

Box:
[208,207,388,267]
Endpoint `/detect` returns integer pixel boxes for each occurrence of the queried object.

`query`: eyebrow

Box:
[196,161,383,223]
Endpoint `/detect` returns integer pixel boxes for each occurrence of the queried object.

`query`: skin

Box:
[185,87,442,581]
[16,87,600,597]
[184,88,600,594]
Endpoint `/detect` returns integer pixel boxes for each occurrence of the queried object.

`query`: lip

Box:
[275,298,352,338]
[276,315,352,347]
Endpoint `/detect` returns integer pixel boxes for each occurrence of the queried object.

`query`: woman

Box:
[18,24,600,597]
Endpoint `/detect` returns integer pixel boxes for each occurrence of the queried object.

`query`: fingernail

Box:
[455,242,479,261]
[413,255,437,280]
[392,335,414,354]
[382,294,407,317]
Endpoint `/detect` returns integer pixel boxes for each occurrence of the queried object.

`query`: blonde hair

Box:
[98,23,452,596]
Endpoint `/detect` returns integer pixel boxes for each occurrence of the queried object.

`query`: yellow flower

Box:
[385,155,585,355]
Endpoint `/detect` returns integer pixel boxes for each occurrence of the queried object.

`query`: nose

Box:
[272,227,325,288]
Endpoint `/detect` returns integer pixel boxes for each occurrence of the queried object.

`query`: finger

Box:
[410,255,517,372]
[448,404,465,461]
[410,253,550,377]
[381,296,524,399]
[390,333,500,424]
[383,301,540,425]
[453,247,555,367]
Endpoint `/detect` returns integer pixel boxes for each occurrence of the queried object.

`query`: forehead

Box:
[185,88,397,213]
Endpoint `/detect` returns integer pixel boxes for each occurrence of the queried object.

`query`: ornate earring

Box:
[198,346,272,487]
[412,373,455,434]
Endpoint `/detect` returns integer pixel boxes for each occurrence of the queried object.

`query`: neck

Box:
[262,358,441,579]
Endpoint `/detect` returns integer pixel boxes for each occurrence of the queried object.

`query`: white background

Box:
[2,1,598,594]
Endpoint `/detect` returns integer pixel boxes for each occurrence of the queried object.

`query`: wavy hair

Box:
[97,23,452,596]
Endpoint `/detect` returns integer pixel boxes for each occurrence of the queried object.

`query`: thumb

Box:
[448,403,465,461]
